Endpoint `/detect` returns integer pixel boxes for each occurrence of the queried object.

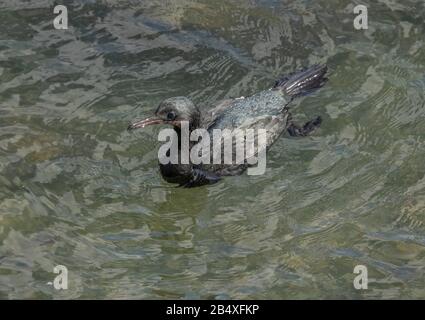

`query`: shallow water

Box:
[1,0,425,299]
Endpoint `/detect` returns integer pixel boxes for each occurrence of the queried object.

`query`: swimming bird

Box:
[128,64,328,187]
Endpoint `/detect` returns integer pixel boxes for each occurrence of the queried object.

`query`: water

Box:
[1,0,425,299]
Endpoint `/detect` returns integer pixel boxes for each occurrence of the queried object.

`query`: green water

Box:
[1,0,425,299]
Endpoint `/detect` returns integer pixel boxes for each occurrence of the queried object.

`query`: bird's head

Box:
[128,96,201,131]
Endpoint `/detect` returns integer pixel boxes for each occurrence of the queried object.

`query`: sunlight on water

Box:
[1,0,425,299]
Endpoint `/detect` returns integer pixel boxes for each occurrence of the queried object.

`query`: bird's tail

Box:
[273,64,328,98]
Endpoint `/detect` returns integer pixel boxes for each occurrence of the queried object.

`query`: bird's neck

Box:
[174,126,183,150]
[173,123,199,150]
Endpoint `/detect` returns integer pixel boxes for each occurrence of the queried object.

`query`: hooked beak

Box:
[127,117,165,131]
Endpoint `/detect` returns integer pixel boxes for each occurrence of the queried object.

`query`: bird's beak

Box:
[127,117,165,131]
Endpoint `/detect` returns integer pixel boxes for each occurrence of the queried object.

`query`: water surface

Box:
[1,0,425,299]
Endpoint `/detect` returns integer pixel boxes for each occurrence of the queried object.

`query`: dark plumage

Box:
[128,64,328,187]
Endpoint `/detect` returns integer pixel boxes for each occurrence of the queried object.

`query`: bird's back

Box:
[207,90,290,131]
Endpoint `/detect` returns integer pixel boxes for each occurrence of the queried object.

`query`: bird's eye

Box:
[166,111,176,121]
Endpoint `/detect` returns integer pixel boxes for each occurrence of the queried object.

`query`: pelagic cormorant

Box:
[128,64,328,187]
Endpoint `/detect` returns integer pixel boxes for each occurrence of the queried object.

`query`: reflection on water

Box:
[1,0,425,299]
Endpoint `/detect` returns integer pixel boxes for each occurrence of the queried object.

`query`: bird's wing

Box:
[197,110,290,176]
[202,98,235,129]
